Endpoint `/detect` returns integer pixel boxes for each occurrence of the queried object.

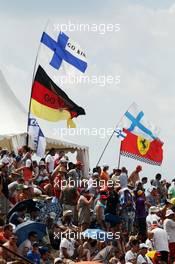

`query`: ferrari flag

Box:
[120,129,163,166]
[30,65,85,128]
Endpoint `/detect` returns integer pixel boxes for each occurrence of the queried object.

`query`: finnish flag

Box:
[28,116,46,157]
[114,127,127,141]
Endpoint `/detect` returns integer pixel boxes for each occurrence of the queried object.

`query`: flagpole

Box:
[96,103,134,167]
[26,20,50,146]
[96,131,115,166]
[117,141,122,169]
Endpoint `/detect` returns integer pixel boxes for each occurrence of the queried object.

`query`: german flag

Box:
[30,65,85,128]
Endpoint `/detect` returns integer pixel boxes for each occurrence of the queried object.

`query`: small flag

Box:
[28,116,46,157]
[120,129,163,166]
[30,65,85,128]
[114,127,127,140]
[119,103,160,140]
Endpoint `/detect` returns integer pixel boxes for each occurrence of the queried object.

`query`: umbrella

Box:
[7,199,37,221]
[82,229,113,242]
[15,220,47,245]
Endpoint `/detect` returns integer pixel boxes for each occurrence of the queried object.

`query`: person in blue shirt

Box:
[27,241,41,264]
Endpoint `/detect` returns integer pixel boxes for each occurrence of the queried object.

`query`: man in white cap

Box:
[163,209,175,262]
[146,206,161,230]
[137,243,153,264]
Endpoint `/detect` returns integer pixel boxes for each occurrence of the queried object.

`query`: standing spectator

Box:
[120,188,135,234]
[128,165,142,187]
[135,190,147,240]
[168,179,175,199]
[45,148,56,175]
[77,189,94,231]
[100,164,109,186]
[95,195,108,230]
[163,209,175,263]
[111,169,121,186]
[146,186,159,207]
[146,207,160,231]
[15,159,33,184]
[151,224,169,263]
[119,167,128,189]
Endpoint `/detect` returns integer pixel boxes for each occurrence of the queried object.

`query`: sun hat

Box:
[165,209,174,217]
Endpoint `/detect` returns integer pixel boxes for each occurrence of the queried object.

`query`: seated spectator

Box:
[27,241,40,264]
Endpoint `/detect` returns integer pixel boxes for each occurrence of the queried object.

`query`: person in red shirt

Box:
[53,167,67,199]
[15,159,33,184]
[0,224,13,243]
[100,164,109,187]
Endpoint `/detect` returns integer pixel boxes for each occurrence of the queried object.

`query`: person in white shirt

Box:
[125,239,139,263]
[18,231,38,256]
[151,225,169,263]
[163,209,175,262]
[137,243,153,264]
[59,237,75,260]
[45,148,55,174]
[146,206,161,230]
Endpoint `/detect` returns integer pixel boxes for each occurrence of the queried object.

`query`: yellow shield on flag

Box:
[137,136,150,155]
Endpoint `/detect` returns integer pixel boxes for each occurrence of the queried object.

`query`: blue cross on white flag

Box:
[28,116,46,157]
[114,127,127,140]
[38,22,88,87]
[119,102,160,141]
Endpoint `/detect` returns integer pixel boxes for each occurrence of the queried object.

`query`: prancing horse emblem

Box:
[137,136,150,155]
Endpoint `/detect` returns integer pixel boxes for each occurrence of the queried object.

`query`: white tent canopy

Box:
[0,70,89,176]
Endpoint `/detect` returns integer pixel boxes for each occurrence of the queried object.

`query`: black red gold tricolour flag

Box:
[30,65,85,128]
[120,129,163,166]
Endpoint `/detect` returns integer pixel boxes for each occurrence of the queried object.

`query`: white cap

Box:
[26,159,32,168]
[139,243,148,249]
[149,186,157,192]
[149,206,159,214]
[165,209,174,217]
[49,212,56,219]
[54,258,62,264]
[103,164,108,168]
[60,158,68,163]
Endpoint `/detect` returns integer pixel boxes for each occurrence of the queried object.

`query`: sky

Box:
[1,0,175,180]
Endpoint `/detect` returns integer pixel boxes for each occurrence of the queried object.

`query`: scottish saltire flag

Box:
[119,103,160,141]
[37,22,87,86]
[28,116,46,157]
[114,127,127,141]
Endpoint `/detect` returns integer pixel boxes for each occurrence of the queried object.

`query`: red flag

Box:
[120,129,163,166]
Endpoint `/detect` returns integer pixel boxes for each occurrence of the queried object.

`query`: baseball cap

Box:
[149,206,159,214]
[137,190,143,196]
[60,158,68,163]
[32,241,39,247]
[54,258,62,264]
[139,243,148,249]
[26,159,32,168]
[165,209,174,217]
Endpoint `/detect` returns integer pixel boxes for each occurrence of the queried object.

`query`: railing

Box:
[0,244,34,264]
